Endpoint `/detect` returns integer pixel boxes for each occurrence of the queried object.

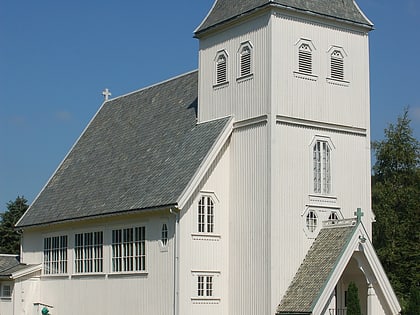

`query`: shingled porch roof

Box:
[277,222,357,314]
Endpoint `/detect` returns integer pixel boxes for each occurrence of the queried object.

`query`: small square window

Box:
[2,284,11,297]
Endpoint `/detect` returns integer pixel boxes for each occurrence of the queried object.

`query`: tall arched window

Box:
[313,140,331,194]
[198,196,214,233]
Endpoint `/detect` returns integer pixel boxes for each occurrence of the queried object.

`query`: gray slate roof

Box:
[0,255,27,278]
[17,71,230,227]
[277,223,356,314]
[195,0,372,35]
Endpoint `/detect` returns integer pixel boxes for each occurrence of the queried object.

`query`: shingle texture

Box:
[17,71,230,227]
[195,0,371,35]
[277,224,356,314]
[0,255,27,278]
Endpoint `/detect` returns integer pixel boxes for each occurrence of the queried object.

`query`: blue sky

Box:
[1,0,419,210]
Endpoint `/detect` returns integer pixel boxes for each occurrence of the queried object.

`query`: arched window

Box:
[331,50,344,80]
[198,196,214,233]
[161,223,168,246]
[299,43,312,74]
[328,212,339,221]
[313,140,331,194]
[306,211,318,232]
[215,52,228,85]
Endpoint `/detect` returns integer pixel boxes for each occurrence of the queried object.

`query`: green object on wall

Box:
[41,307,49,315]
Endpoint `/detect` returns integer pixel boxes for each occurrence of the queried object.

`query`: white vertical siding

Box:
[178,141,230,315]
[198,13,271,123]
[271,13,370,129]
[229,123,270,315]
[20,213,175,315]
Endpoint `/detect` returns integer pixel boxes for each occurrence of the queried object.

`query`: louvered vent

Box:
[240,46,251,77]
[216,55,227,84]
[298,44,312,74]
[331,50,344,80]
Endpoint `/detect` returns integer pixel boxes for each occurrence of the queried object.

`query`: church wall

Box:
[271,13,371,130]
[270,122,372,304]
[178,140,230,315]
[198,13,271,123]
[20,212,175,315]
[229,123,271,315]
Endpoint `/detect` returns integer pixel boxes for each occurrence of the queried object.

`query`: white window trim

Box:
[326,46,349,86]
[74,231,104,274]
[196,192,219,236]
[0,283,12,300]
[237,41,254,81]
[191,271,221,303]
[42,234,68,276]
[111,226,146,274]
[159,221,169,252]
[294,38,318,81]
[213,50,229,88]
[309,136,335,196]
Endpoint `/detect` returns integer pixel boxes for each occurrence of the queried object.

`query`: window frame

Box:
[237,41,254,80]
[294,38,318,81]
[311,137,334,196]
[214,50,229,87]
[197,195,215,234]
[74,231,104,274]
[43,235,68,275]
[326,46,349,86]
[111,226,146,273]
[0,283,12,299]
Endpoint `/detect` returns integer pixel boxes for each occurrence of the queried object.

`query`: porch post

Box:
[367,283,375,315]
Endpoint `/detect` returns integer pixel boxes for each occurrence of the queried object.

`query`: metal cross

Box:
[102,88,112,101]
[354,208,364,223]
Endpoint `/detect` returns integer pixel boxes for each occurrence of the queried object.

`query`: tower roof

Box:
[195,0,372,36]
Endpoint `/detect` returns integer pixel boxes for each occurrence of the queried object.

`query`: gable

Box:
[17,71,231,228]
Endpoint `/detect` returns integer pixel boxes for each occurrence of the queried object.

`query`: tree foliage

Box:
[0,196,29,254]
[347,282,361,315]
[372,109,420,311]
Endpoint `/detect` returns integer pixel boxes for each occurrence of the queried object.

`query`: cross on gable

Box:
[354,208,364,223]
[102,88,112,101]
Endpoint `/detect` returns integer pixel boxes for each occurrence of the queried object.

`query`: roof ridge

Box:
[108,69,198,103]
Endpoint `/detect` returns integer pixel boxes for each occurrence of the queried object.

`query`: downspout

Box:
[170,208,180,315]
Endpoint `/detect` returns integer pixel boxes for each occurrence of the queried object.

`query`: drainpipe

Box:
[170,208,180,315]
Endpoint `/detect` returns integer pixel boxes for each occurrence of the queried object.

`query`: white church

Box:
[5,0,402,314]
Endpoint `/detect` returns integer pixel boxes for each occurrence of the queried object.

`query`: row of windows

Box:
[214,40,347,86]
[215,42,253,85]
[306,210,339,233]
[297,41,347,81]
[43,226,148,275]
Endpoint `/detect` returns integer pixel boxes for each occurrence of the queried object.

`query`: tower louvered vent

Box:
[240,46,251,77]
[216,54,227,84]
[299,44,312,74]
[331,50,344,80]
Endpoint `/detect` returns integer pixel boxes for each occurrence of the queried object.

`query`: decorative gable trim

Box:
[311,223,401,315]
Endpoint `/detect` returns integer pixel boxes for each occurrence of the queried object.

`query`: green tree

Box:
[406,285,420,315]
[0,196,29,254]
[347,282,361,315]
[372,109,420,311]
